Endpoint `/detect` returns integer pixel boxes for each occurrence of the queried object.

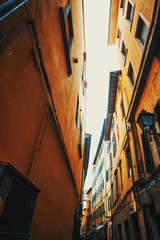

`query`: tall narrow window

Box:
[121,40,128,65]
[125,146,132,177]
[106,170,109,182]
[128,60,137,86]
[108,196,111,212]
[110,153,113,172]
[111,184,114,204]
[120,99,125,120]
[78,118,82,158]
[59,0,74,76]
[113,134,117,158]
[141,131,154,173]
[126,0,134,30]
[119,161,123,189]
[115,170,118,195]
[135,13,149,52]
[75,95,79,127]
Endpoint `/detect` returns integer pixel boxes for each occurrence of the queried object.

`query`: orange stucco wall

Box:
[135,56,160,176]
[0,0,85,239]
[116,0,155,105]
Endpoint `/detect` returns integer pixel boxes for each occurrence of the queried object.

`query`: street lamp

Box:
[137,109,160,140]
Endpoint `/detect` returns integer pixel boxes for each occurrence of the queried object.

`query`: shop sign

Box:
[115,203,129,225]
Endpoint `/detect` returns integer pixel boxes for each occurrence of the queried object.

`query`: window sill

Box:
[120,53,127,67]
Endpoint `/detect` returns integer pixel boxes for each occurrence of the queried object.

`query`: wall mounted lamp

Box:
[137,109,160,141]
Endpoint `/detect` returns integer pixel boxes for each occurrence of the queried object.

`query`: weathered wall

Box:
[0,0,85,239]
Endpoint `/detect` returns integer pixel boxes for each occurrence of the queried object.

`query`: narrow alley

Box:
[0,0,160,240]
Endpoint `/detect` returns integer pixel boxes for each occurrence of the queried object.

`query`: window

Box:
[108,196,111,212]
[110,153,113,172]
[115,170,118,195]
[75,95,79,126]
[78,118,82,158]
[116,28,121,47]
[126,0,134,29]
[120,0,126,15]
[125,146,132,177]
[120,99,125,120]
[135,13,149,52]
[121,40,128,66]
[113,134,117,158]
[106,170,109,182]
[127,60,137,86]
[111,184,114,204]
[141,131,154,173]
[107,139,111,153]
[119,161,123,189]
[59,0,74,76]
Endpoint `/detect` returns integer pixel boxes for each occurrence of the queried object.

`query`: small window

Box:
[120,99,125,120]
[121,40,128,66]
[127,60,137,85]
[116,28,121,47]
[126,0,134,29]
[59,0,74,76]
[135,13,149,52]
[120,0,126,15]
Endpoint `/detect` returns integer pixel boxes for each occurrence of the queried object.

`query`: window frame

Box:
[125,0,135,30]
[59,0,74,77]
[127,59,137,88]
[134,12,150,53]
[115,169,118,195]
[121,39,128,66]
[120,0,126,15]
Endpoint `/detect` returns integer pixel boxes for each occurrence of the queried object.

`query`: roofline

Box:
[105,70,121,141]
[93,119,106,165]
[107,0,112,45]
